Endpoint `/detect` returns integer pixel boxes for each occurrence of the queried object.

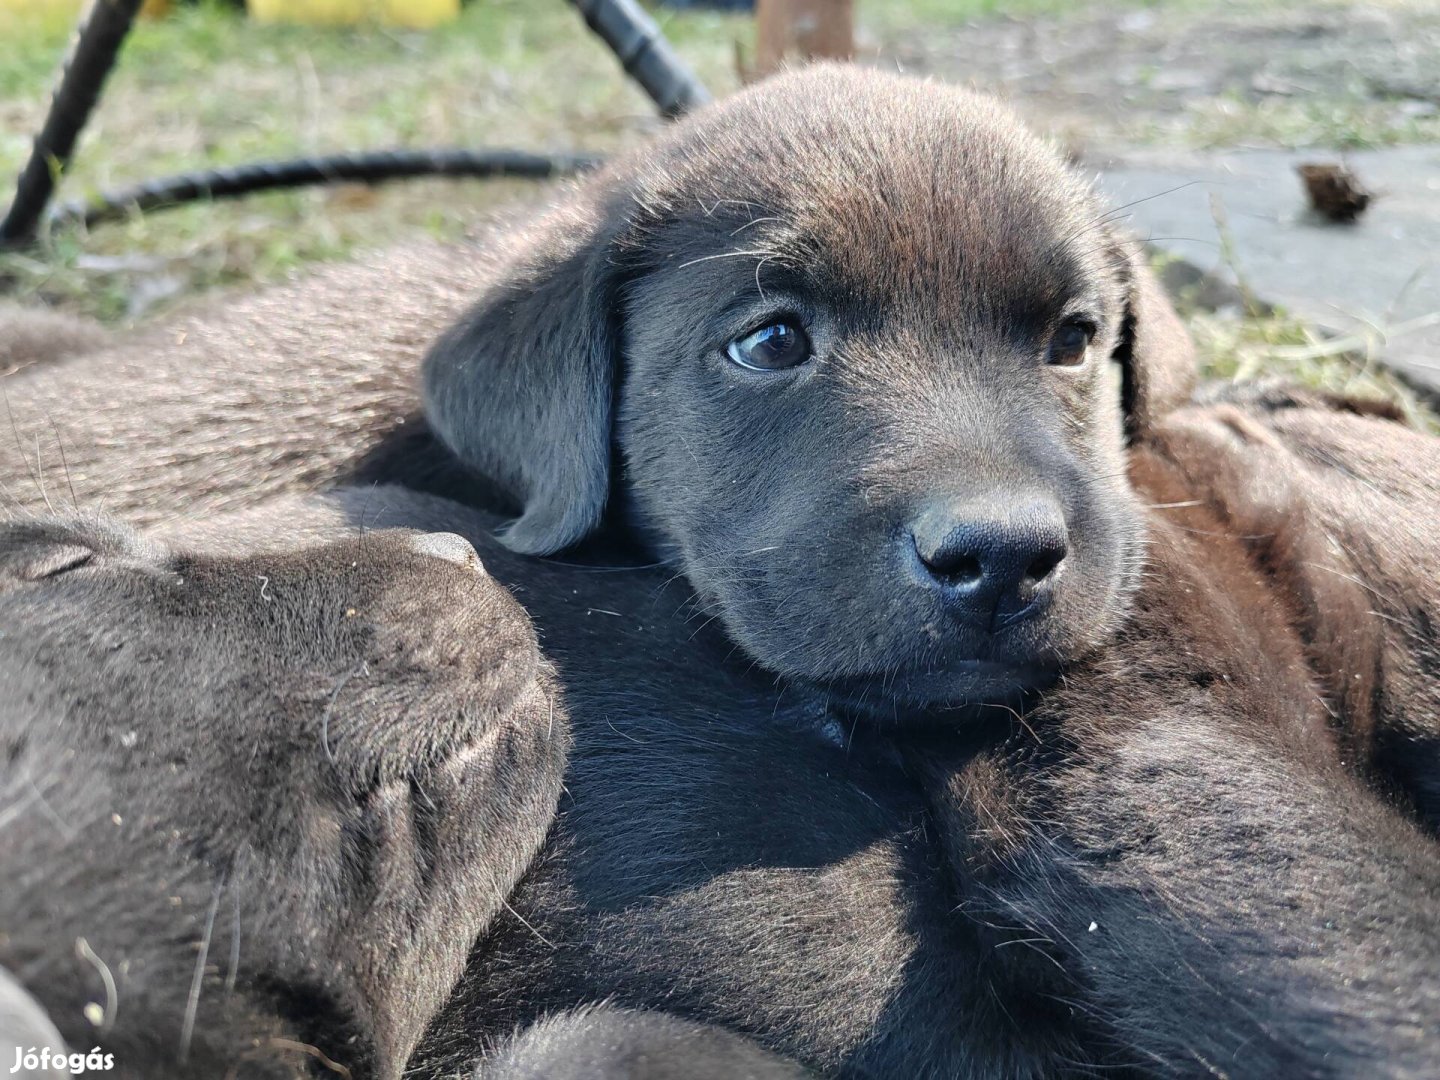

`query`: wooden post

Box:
[753,0,854,80]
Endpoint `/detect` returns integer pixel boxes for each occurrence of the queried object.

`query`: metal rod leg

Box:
[1,0,146,248]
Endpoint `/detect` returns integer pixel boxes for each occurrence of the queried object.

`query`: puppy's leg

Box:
[0,509,567,1079]
[479,1006,812,1080]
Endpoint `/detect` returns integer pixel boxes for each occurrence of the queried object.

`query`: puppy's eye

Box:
[726,320,812,372]
[21,544,94,581]
[1047,320,1094,367]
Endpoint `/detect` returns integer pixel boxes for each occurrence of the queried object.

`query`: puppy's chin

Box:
[819,660,1058,728]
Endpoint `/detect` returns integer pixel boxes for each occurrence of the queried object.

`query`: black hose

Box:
[1,0,146,247]
[46,148,605,231]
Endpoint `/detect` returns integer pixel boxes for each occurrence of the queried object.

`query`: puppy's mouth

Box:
[817,659,1058,728]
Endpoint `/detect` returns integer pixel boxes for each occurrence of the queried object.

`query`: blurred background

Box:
[1,0,1437,412]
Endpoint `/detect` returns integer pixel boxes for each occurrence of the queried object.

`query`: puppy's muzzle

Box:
[909,497,1068,631]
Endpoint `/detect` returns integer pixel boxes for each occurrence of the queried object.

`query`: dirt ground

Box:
[870,0,1440,151]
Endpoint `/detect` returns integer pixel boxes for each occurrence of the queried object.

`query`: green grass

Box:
[0,0,750,321]
[1160,246,1437,428]
[0,0,1435,424]
[1155,91,1440,151]
[1183,305,1437,428]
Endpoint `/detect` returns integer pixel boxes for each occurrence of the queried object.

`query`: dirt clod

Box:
[1296,162,1374,223]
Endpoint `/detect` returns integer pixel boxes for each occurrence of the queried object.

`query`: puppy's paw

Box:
[319,530,552,786]
[261,531,568,1073]
[480,1006,814,1080]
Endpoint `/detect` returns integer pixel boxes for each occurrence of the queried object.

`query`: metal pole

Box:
[1,0,145,248]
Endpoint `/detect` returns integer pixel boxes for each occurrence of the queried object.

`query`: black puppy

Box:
[1,66,1194,719]
[423,65,1194,713]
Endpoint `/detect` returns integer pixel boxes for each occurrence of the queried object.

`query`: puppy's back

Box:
[0,241,504,526]
[0,304,109,374]
[1153,387,1440,827]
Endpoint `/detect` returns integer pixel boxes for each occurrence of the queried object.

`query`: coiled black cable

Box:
[46,147,605,231]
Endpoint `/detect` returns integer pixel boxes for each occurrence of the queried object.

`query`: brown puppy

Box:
[1153,384,1440,828]
[0,244,479,522]
[0,65,1195,717]
[907,389,1440,1076]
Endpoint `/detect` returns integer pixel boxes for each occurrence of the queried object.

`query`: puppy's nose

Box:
[910,498,1068,628]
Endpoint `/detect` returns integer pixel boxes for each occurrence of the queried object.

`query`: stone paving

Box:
[1093,145,1440,390]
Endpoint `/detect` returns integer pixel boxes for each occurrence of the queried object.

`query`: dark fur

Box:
[909,399,1440,1075]
[0,519,566,1079]
[2,64,1438,1079]
[1150,383,1440,828]
[5,388,1440,1077]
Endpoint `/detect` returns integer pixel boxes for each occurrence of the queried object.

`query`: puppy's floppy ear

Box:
[423,183,628,556]
[1109,237,1197,439]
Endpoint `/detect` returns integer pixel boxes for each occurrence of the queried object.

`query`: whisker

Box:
[676,247,776,271]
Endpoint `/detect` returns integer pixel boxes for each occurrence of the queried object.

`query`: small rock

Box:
[1397,99,1438,119]
[1117,10,1154,34]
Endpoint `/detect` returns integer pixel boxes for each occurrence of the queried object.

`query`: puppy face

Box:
[616,93,1142,710]
[425,65,1195,716]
